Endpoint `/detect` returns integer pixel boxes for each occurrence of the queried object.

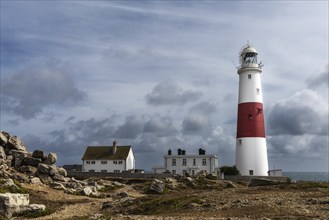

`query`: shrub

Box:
[220,166,240,176]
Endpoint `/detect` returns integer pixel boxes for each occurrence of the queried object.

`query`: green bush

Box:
[220,165,240,176]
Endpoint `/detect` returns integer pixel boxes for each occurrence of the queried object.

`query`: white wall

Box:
[83,160,126,173]
[164,155,218,175]
[126,148,135,170]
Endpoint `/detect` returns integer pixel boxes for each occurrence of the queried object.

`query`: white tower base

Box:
[235,137,269,176]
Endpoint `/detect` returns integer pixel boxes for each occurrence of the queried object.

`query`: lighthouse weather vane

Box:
[235,44,269,176]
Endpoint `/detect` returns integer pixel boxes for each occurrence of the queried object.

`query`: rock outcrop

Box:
[0,193,45,219]
[0,131,65,186]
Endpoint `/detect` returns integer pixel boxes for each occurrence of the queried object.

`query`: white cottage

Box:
[153,148,219,176]
[82,141,135,173]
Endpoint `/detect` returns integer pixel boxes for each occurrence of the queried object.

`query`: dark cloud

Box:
[113,115,143,139]
[189,101,218,114]
[2,61,86,119]
[182,114,209,135]
[267,90,328,136]
[143,115,177,137]
[307,67,328,88]
[145,80,202,106]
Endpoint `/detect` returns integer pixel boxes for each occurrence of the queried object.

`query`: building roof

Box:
[82,146,131,160]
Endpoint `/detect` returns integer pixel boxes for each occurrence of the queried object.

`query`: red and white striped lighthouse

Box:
[235,45,269,176]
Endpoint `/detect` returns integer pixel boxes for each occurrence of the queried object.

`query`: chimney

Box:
[182,150,186,155]
[199,148,203,155]
[168,149,172,155]
[113,140,117,154]
[177,148,182,155]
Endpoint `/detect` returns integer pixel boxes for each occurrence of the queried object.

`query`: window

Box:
[89,169,95,172]
[248,114,253,120]
[256,88,260,95]
[249,170,254,176]
[172,159,176,166]
[118,161,123,164]
[114,170,120,173]
[192,170,195,175]
[248,74,251,79]
[172,170,176,174]
[101,161,107,165]
[91,161,95,164]
[101,170,107,173]
[86,161,90,164]
[239,139,242,145]
[182,159,187,166]
[193,159,196,166]
[113,161,118,164]
[202,159,207,166]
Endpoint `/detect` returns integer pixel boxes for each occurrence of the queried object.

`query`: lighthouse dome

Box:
[240,46,258,55]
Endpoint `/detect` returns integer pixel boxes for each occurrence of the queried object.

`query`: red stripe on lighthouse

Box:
[236,102,265,138]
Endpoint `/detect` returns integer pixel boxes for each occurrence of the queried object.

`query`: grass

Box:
[13,208,54,218]
[131,195,200,215]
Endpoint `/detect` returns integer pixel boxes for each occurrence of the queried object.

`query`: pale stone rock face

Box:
[0,193,45,218]
[0,147,6,159]
[44,152,57,165]
[32,150,47,161]
[0,133,8,146]
[30,177,42,185]
[7,136,27,152]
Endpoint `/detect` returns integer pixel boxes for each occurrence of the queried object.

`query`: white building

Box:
[82,141,135,173]
[153,148,219,176]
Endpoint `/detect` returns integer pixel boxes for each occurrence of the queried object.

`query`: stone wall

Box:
[67,171,173,180]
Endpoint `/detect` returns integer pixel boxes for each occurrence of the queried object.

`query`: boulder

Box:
[44,152,57,165]
[0,147,6,159]
[51,182,66,190]
[52,174,66,182]
[0,193,29,218]
[22,157,42,167]
[58,167,67,177]
[11,150,31,168]
[195,170,207,178]
[0,193,45,219]
[0,132,8,146]
[10,173,29,183]
[19,165,38,174]
[32,150,47,161]
[7,136,27,152]
[36,173,53,185]
[149,179,165,194]
[102,201,113,209]
[37,163,51,175]
[30,177,42,185]
[79,186,99,197]
[225,181,237,189]
[117,191,129,198]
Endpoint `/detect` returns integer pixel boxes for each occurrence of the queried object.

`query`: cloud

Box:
[143,114,177,137]
[113,115,144,139]
[2,61,86,119]
[145,80,202,106]
[182,113,209,135]
[267,89,328,136]
[189,101,218,114]
[307,67,328,88]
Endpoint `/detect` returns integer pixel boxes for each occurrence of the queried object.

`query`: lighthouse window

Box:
[248,74,251,79]
[248,114,253,120]
[256,88,260,94]
[239,139,242,145]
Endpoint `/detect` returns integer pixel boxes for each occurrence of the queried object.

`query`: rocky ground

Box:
[1,131,329,219]
[1,177,327,220]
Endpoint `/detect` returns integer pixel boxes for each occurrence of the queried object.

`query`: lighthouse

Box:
[235,45,269,176]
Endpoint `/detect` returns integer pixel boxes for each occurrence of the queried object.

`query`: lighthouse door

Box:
[249,170,254,176]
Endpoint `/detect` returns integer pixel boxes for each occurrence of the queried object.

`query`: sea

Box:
[283,172,329,182]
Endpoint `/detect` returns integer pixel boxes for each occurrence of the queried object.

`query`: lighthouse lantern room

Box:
[235,44,269,176]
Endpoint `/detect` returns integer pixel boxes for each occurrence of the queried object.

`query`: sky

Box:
[1,1,328,172]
